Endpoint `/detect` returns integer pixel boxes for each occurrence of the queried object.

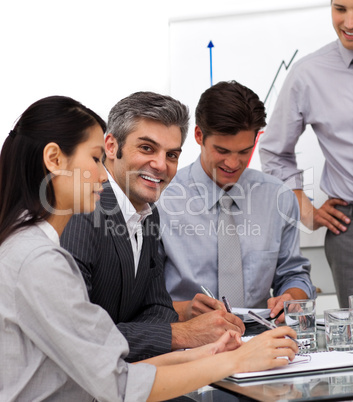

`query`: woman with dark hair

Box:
[0,95,298,401]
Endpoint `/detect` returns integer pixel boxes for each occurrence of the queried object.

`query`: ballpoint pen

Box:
[221,296,245,320]
[201,285,216,299]
[248,310,309,351]
[222,296,232,313]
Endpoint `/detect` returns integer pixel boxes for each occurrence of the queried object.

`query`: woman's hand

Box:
[232,327,299,373]
[184,330,242,361]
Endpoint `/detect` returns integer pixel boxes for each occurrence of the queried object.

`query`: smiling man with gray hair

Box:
[61,91,245,362]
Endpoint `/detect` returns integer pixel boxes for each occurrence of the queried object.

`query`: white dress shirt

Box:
[107,170,152,274]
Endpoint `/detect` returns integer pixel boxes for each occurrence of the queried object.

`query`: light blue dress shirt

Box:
[158,157,315,308]
[259,40,353,202]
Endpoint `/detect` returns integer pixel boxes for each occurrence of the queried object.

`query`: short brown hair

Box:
[195,80,266,143]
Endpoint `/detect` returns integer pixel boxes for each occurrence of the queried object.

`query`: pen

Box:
[201,286,216,299]
[248,310,306,351]
[272,308,284,320]
[222,296,232,313]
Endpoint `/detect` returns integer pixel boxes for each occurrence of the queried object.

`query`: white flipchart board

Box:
[169,2,337,247]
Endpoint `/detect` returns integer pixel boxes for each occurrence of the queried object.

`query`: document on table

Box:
[316,317,325,328]
[228,351,353,383]
[232,308,271,323]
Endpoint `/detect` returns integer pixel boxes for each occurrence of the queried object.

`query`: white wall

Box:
[0,0,329,147]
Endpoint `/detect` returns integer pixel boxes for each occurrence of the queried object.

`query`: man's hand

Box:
[267,288,308,324]
[171,309,245,350]
[312,198,350,234]
[174,293,225,322]
[294,190,350,234]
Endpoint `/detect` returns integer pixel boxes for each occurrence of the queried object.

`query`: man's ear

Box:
[43,142,66,173]
[105,133,118,160]
[195,125,204,146]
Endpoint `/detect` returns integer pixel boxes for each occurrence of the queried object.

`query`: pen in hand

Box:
[248,310,307,351]
[201,286,216,299]
[222,296,232,313]
[201,286,231,313]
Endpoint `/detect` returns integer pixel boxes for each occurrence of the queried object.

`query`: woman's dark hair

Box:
[0,95,106,245]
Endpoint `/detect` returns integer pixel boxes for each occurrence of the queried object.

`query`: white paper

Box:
[229,351,353,382]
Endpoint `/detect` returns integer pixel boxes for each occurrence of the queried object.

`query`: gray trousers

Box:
[325,204,353,308]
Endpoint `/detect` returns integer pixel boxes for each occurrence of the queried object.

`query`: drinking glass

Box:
[284,299,317,351]
[324,308,353,351]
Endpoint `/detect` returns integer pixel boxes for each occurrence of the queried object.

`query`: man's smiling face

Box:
[195,126,256,190]
[332,0,353,50]
[111,119,182,211]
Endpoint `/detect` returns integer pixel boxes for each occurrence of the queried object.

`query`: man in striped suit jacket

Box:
[61,92,244,362]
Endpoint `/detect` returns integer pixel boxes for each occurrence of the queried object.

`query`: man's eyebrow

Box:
[214,144,230,152]
[213,144,254,152]
[137,136,158,146]
[168,146,182,153]
[240,144,255,152]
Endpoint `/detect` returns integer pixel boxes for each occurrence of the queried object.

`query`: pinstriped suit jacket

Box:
[61,181,178,362]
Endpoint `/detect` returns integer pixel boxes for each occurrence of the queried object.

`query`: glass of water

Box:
[324,308,353,351]
[284,299,317,351]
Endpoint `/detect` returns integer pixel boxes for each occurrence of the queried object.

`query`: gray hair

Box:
[107,91,189,158]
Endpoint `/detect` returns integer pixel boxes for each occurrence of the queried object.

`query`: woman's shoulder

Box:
[1,225,68,272]
[5,224,55,249]
[1,224,85,296]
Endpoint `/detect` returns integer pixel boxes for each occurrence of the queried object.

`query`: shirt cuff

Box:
[124,363,156,402]
[279,281,317,300]
[284,173,304,190]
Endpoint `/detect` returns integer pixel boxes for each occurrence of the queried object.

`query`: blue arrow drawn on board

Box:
[208,41,214,87]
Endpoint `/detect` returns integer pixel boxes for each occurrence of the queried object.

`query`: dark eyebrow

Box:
[332,1,346,7]
[169,147,183,154]
[214,144,254,152]
[239,145,255,152]
[138,136,182,153]
[214,145,231,152]
[138,136,159,146]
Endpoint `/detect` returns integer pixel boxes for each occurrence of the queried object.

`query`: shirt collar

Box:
[106,168,152,225]
[191,156,223,210]
[337,39,353,68]
[37,220,60,246]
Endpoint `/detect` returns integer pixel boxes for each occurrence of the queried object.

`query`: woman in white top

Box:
[0,95,298,402]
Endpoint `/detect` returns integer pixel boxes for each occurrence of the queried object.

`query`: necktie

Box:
[217,194,244,307]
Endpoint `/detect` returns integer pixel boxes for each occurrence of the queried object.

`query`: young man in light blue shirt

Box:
[158,81,316,324]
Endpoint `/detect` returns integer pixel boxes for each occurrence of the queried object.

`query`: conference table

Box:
[168,322,353,402]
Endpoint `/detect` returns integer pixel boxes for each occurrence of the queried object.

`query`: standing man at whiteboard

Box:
[259,0,353,308]
[158,80,315,324]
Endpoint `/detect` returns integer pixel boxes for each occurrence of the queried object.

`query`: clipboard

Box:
[228,351,353,383]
